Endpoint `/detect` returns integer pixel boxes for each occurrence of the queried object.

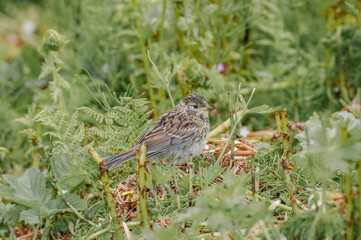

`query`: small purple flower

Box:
[217,64,225,73]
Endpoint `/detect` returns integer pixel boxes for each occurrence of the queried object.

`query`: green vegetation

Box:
[1,0,361,239]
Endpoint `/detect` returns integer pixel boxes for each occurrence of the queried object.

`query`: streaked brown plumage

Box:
[105,94,212,169]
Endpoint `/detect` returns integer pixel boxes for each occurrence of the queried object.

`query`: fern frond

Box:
[78,107,106,123]
[71,124,85,145]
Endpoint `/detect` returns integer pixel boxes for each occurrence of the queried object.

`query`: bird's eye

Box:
[193,104,198,109]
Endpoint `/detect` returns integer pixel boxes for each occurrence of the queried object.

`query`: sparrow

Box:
[105,94,212,169]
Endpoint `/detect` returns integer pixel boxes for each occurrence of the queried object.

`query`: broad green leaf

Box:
[331,111,361,138]
[52,153,87,191]
[52,153,72,178]
[0,168,52,209]
[0,169,86,228]
[57,174,86,192]
[18,194,86,225]
[20,208,41,225]
[0,203,22,226]
[46,193,87,214]
[41,195,81,219]
[296,111,361,172]
[295,113,325,151]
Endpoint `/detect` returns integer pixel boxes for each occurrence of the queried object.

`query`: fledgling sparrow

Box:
[105,94,212,169]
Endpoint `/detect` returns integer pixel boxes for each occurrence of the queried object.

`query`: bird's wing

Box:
[138,112,197,158]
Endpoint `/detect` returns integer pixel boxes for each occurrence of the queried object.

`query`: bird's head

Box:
[179,94,212,118]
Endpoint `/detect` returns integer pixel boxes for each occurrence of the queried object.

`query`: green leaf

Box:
[0,203,22,227]
[178,173,269,235]
[151,164,174,185]
[57,174,86,192]
[248,105,274,114]
[202,162,224,186]
[46,194,87,214]
[52,153,72,178]
[345,2,361,20]
[331,111,361,138]
[20,208,41,225]
[17,194,86,226]
[0,169,86,228]
[52,153,87,191]
[0,168,52,209]
[295,111,361,172]
[238,93,247,108]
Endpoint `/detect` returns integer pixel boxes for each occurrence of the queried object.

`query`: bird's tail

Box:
[105,149,136,169]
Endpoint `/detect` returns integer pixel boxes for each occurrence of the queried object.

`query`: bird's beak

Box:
[201,104,213,111]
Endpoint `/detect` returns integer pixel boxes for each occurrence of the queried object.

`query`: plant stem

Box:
[209,110,243,138]
[126,221,142,226]
[251,155,256,195]
[246,190,293,212]
[188,155,193,207]
[172,166,182,212]
[9,226,15,240]
[175,0,185,52]
[344,171,354,240]
[41,216,54,240]
[216,109,247,163]
[275,110,291,160]
[216,87,256,163]
[199,163,204,190]
[157,0,167,100]
[159,0,166,71]
[147,50,176,107]
[85,227,111,240]
[275,110,297,211]
[32,224,39,240]
[358,163,361,232]
[188,0,201,57]
[341,127,354,240]
[123,222,132,240]
[132,0,158,118]
[136,143,151,229]
[216,2,223,64]
[128,56,137,94]
[32,107,42,168]
[228,89,235,166]
[149,164,160,208]
[87,146,122,238]
[53,181,96,226]
[83,222,141,240]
